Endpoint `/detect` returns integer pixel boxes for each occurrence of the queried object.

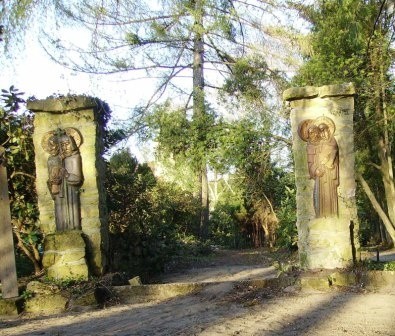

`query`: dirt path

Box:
[1,248,395,336]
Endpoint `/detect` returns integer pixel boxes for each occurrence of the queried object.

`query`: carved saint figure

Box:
[298,116,339,217]
[42,128,83,231]
[45,134,63,225]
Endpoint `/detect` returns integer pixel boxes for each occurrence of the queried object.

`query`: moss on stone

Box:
[47,262,89,281]
[0,297,23,316]
[24,293,68,314]
[44,231,86,251]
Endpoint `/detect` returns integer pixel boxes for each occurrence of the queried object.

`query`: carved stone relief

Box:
[41,128,84,231]
[298,116,339,218]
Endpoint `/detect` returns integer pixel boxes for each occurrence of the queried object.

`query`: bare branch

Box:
[10,171,36,180]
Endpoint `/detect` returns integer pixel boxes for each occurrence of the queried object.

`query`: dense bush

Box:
[106,149,202,280]
[209,203,249,249]
[275,185,298,250]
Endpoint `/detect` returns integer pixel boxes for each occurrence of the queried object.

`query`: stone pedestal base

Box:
[298,218,355,269]
[42,230,89,281]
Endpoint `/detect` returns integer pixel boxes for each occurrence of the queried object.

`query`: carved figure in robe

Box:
[45,135,62,194]
[42,128,83,231]
[298,117,339,217]
[58,131,83,230]
[44,134,64,227]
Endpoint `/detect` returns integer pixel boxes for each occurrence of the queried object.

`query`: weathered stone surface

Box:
[69,290,97,310]
[42,230,89,281]
[27,96,98,113]
[129,276,143,286]
[42,249,86,267]
[0,297,23,316]
[287,83,358,269]
[361,270,395,291]
[24,293,68,314]
[30,95,109,277]
[319,82,356,98]
[283,86,318,101]
[47,261,89,281]
[26,281,60,295]
[283,83,355,102]
[44,230,86,251]
[300,277,330,291]
[329,271,357,287]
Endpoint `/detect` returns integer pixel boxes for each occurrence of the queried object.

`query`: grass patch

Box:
[367,261,395,271]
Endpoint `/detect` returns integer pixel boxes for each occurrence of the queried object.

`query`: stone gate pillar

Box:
[283,83,359,269]
[28,96,109,277]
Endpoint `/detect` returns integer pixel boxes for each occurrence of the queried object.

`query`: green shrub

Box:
[106,149,202,280]
[368,261,395,271]
[276,186,298,249]
[209,203,249,249]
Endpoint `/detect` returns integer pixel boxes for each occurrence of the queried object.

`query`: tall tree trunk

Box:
[360,45,395,246]
[357,174,395,244]
[192,0,209,239]
[378,137,395,229]
[377,58,395,228]
[209,170,219,209]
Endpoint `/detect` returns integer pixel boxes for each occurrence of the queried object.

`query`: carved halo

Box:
[314,116,336,136]
[64,127,83,148]
[41,128,83,153]
[41,130,57,153]
[298,119,314,142]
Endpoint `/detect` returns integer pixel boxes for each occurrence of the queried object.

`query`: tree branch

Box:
[357,173,395,243]
[10,171,36,180]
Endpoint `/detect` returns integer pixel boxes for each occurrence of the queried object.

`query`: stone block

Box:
[129,276,142,286]
[47,261,89,281]
[300,276,330,291]
[26,281,60,295]
[81,218,102,230]
[27,96,97,113]
[24,293,68,314]
[44,230,86,251]
[81,206,100,218]
[0,297,23,316]
[283,86,319,101]
[319,82,355,97]
[43,230,89,281]
[42,249,86,268]
[69,290,97,309]
[361,271,395,291]
[329,271,357,287]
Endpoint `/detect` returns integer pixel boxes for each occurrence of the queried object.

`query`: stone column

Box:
[0,147,18,298]
[28,96,109,276]
[283,83,359,269]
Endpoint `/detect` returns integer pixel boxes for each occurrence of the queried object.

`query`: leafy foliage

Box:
[106,149,203,279]
[292,0,373,87]
[223,56,269,100]
[145,98,294,249]
[0,86,42,274]
[275,180,298,250]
